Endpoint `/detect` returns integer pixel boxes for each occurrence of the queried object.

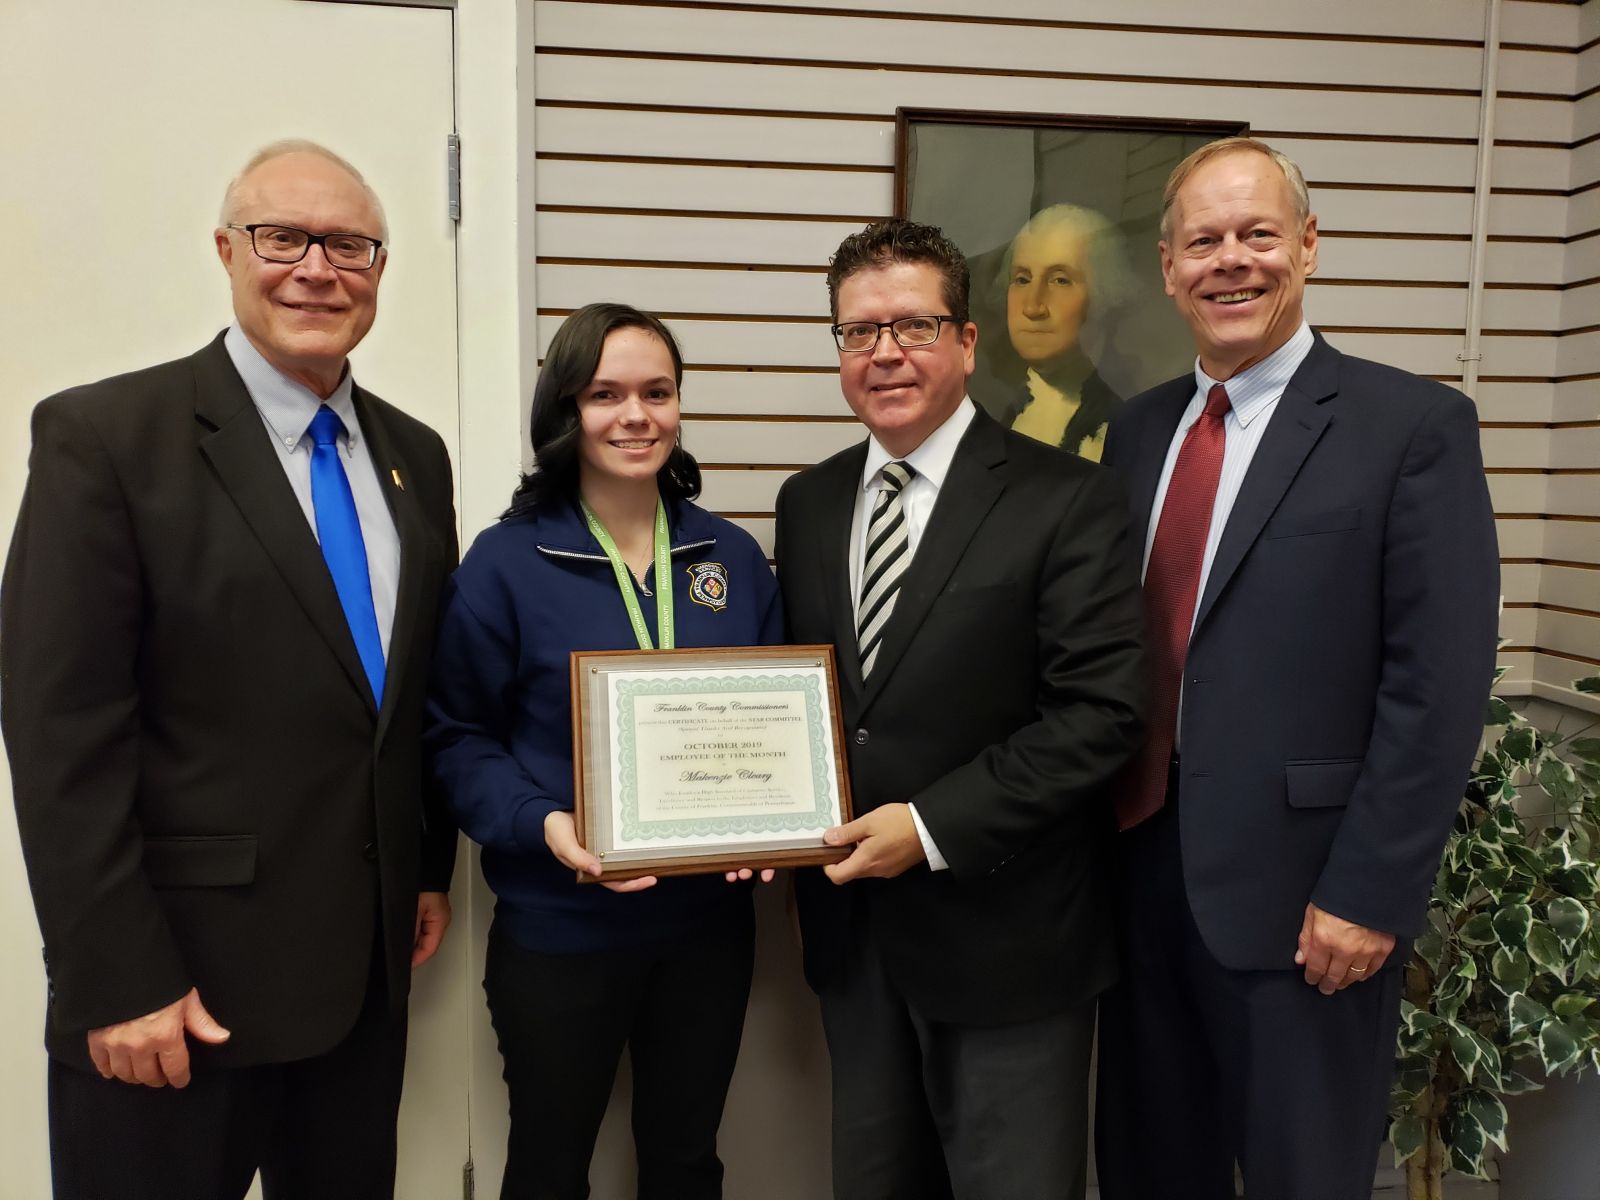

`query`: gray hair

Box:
[1001,203,1136,320]
[1159,137,1310,243]
[218,138,388,242]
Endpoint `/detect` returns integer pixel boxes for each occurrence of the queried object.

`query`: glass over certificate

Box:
[570,646,854,881]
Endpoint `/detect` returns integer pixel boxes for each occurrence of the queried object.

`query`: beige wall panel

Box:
[683,417,861,464]
[1495,97,1578,145]
[539,264,829,317]
[682,372,851,418]
[535,210,865,266]
[541,315,828,366]
[1250,138,1476,188]
[1502,562,1542,603]
[1568,185,1600,238]
[1559,279,1600,330]
[537,160,889,218]
[1480,426,1554,469]
[1579,42,1600,99]
[1488,240,1568,286]
[1496,517,1545,558]
[1319,330,1536,377]
[1557,328,1600,377]
[728,516,777,556]
[536,2,1486,91]
[1304,284,1467,329]
[1318,237,1472,283]
[1545,519,1600,565]
[1563,239,1599,287]
[532,55,1485,141]
[1501,0,1582,45]
[1547,426,1600,470]
[1498,47,1579,98]
[1550,380,1600,423]
[536,107,895,166]
[1475,381,1557,423]
[698,467,801,512]
[1574,141,1600,191]
[1576,91,1600,139]
[1470,332,1562,376]
[1502,606,1540,645]
[1487,473,1551,513]
[1491,144,1575,194]
[1486,191,1580,239]
[1537,609,1600,660]
[1499,650,1536,692]
[1480,287,1563,331]
[1549,474,1600,517]
[1533,655,1600,700]
[1541,564,1600,611]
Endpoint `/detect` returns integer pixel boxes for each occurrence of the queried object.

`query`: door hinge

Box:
[462,1157,475,1200]
[447,133,462,223]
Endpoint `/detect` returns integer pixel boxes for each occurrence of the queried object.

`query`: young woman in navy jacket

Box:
[426,303,782,1200]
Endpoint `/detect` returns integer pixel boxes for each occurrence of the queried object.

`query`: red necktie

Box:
[1117,383,1232,830]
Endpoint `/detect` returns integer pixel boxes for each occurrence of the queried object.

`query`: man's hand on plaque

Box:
[822,803,926,884]
[544,810,657,893]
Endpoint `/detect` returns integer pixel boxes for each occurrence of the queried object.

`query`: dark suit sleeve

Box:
[1310,391,1499,935]
[1,396,192,1031]
[912,467,1147,876]
[418,429,460,892]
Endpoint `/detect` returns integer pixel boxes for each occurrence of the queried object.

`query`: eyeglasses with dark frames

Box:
[225,223,384,271]
[831,314,962,353]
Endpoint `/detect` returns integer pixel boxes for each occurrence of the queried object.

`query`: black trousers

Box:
[484,911,755,1200]
[1095,789,1407,1200]
[48,954,407,1200]
[818,923,1096,1200]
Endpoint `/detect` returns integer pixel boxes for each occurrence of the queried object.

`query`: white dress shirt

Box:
[848,396,977,871]
[1142,323,1315,745]
[224,323,401,658]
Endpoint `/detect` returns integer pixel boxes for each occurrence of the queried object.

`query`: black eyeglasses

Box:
[225,223,384,271]
[831,314,962,353]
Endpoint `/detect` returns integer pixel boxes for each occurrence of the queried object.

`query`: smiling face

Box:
[1006,224,1091,370]
[1160,149,1318,380]
[835,261,976,458]
[575,326,682,489]
[215,151,387,398]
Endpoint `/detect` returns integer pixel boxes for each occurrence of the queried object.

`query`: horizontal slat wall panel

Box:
[531,0,1594,694]
[1542,565,1600,612]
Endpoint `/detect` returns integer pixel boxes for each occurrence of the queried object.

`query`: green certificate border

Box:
[615,672,833,840]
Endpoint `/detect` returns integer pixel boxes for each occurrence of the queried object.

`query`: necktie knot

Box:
[880,460,914,494]
[309,406,345,449]
[1204,383,1232,421]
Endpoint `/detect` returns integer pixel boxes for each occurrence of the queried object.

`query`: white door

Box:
[0,2,465,1196]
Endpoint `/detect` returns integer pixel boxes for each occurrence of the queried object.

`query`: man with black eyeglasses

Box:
[2,139,458,1200]
[774,219,1147,1199]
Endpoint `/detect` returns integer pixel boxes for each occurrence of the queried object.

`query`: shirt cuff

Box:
[908,803,949,872]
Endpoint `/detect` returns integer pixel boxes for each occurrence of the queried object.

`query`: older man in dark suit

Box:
[2,140,458,1200]
[1093,137,1500,1199]
[774,219,1146,1200]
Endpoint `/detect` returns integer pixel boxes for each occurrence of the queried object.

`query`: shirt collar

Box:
[224,322,359,450]
[860,396,976,493]
[1193,322,1314,429]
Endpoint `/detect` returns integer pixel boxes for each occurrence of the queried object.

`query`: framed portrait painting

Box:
[896,109,1246,462]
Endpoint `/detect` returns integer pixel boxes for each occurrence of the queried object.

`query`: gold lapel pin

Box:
[391,468,405,490]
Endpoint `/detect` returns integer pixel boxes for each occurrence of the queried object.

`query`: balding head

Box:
[220,139,387,242]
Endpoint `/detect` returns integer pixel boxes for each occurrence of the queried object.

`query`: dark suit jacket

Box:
[1,332,459,1070]
[1103,334,1499,970]
[775,408,1146,1026]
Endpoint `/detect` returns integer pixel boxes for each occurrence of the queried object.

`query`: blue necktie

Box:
[308,406,385,703]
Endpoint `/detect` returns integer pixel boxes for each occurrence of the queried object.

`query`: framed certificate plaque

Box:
[570,645,855,882]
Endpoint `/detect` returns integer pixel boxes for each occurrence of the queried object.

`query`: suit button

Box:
[363,841,379,861]
[855,729,869,745]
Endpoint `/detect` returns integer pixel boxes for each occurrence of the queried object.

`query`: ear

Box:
[215,227,234,270]
[960,320,978,377]
[370,247,389,286]
[1301,214,1319,278]
[1158,241,1177,298]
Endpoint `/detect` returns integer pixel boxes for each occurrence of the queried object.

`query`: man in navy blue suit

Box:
[1094,137,1499,1198]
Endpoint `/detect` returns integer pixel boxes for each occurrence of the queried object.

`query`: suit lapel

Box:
[1124,379,1194,547]
[814,445,867,704]
[192,338,377,716]
[352,387,427,745]
[1191,339,1339,636]
[858,413,1005,713]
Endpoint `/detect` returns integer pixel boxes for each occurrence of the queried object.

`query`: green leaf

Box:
[1415,928,1445,972]
[1539,757,1584,805]
[1390,1113,1426,1166]
[1508,991,1552,1033]
[1391,1059,1434,1103]
[1527,922,1567,981]
[1494,903,1534,947]
[1539,1020,1583,1074]
[1492,946,1532,992]
[1492,804,1525,837]
[1449,1022,1484,1082]
[1445,1111,1490,1179]
[1498,1068,1545,1096]
[1552,993,1596,1019]
[1500,726,1537,762]
[1461,1090,1509,1153]
[1487,696,1518,725]
[1547,896,1591,945]
[1574,674,1600,695]
[1547,866,1598,900]
[1568,736,1600,764]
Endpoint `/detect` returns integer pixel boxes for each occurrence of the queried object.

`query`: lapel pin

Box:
[391,468,405,491]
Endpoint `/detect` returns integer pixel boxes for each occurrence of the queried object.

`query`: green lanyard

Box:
[581,498,675,651]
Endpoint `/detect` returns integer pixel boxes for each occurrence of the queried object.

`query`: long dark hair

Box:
[503,303,701,518]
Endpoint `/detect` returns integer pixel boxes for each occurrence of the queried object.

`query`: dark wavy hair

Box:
[503,303,701,518]
[825,218,970,323]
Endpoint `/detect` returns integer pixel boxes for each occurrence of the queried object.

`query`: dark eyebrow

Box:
[589,377,675,389]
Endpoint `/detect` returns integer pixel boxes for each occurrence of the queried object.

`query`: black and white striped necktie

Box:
[857,460,915,676]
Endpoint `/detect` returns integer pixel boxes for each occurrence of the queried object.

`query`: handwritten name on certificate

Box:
[606,665,842,849]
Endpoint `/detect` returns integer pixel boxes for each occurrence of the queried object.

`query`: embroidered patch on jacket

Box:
[687,562,729,611]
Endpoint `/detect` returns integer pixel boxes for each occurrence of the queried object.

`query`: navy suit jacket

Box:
[1103,334,1499,970]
